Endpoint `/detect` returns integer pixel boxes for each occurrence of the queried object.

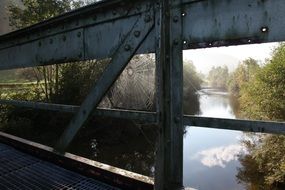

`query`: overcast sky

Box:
[183,42,278,74]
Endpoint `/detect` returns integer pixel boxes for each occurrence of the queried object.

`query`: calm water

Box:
[183,89,244,190]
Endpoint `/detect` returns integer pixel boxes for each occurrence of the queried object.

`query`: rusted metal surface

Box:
[0,132,154,190]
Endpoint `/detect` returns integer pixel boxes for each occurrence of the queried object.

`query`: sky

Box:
[183,42,278,74]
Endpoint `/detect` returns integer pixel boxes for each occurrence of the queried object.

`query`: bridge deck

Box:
[0,143,120,190]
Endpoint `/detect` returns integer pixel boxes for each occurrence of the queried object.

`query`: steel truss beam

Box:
[1,0,285,70]
[182,0,285,48]
[184,116,285,135]
[0,0,285,189]
[0,0,155,70]
[155,1,184,189]
[55,12,154,151]
[0,99,157,123]
[1,99,284,135]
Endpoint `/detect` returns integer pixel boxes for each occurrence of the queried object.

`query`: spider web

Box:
[99,55,156,111]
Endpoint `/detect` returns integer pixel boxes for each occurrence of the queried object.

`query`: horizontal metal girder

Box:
[0,0,154,70]
[0,99,157,122]
[1,0,285,70]
[184,115,285,135]
[182,0,285,48]
[1,99,284,134]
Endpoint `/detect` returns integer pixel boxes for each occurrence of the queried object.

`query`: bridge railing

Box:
[0,0,285,189]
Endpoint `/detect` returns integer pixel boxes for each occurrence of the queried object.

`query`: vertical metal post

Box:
[155,0,184,189]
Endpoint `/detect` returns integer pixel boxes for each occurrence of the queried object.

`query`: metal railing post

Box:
[155,0,184,189]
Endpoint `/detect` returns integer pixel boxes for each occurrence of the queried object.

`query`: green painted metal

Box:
[55,12,155,152]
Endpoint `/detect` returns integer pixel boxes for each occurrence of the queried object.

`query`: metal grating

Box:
[0,143,120,190]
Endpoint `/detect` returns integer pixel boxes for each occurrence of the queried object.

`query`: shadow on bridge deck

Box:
[0,132,153,190]
[0,143,120,190]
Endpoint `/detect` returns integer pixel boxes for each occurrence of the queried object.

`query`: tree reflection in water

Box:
[236,134,285,190]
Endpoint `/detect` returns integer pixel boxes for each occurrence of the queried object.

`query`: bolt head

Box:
[124,44,131,51]
[173,16,179,22]
[144,15,151,23]
[174,116,181,123]
[134,31,141,37]
[174,39,179,45]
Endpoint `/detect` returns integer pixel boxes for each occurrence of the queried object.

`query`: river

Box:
[71,88,245,190]
[183,88,244,190]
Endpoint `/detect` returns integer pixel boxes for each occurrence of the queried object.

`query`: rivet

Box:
[144,14,151,23]
[173,39,179,45]
[174,116,180,123]
[134,31,141,37]
[173,16,179,22]
[124,44,131,51]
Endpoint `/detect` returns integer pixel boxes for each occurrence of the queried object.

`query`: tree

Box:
[8,0,96,102]
[228,58,260,97]
[183,60,203,115]
[236,44,285,189]
[207,65,229,89]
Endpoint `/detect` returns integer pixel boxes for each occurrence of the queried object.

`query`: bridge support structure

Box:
[0,0,285,189]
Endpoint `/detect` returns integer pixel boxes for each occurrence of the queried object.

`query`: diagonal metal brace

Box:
[55,13,154,152]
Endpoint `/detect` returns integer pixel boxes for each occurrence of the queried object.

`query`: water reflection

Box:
[198,88,235,119]
[183,88,244,190]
